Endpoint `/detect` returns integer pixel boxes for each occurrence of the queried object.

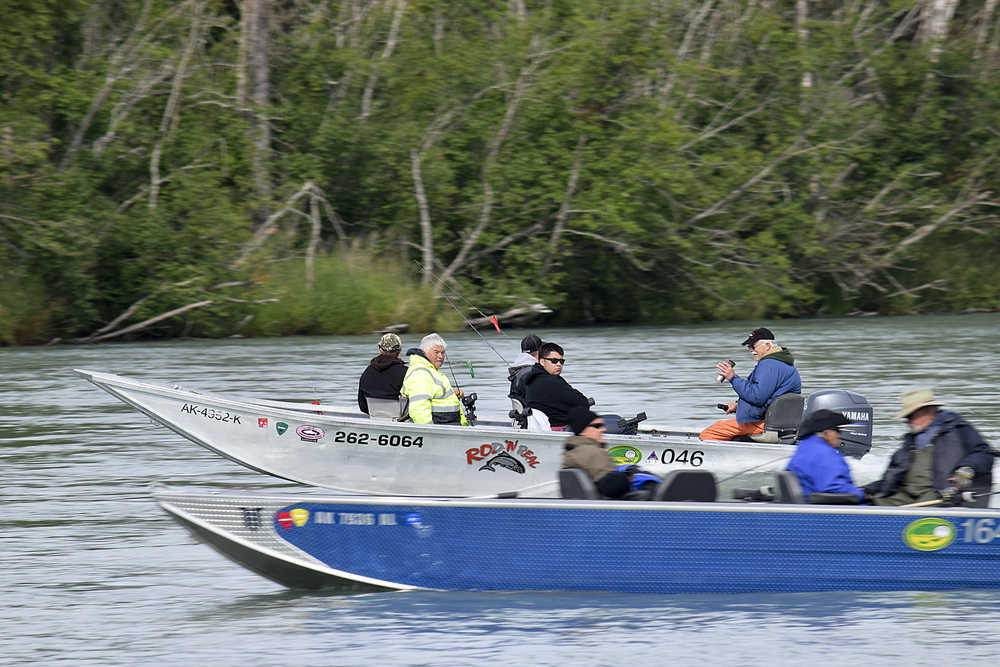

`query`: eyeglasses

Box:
[588,422,605,429]
[542,357,565,365]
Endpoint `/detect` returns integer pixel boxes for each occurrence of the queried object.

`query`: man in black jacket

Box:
[523,342,590,430]
[357,333,407,414]
[864,388,994,506]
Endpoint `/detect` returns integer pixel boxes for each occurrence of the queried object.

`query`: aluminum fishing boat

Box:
[154,483,1000,594]
[78,369,873,498]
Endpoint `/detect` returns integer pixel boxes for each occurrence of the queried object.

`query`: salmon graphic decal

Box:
[478,451,526,474]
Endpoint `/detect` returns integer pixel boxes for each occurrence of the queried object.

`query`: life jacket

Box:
[401,351,468,426]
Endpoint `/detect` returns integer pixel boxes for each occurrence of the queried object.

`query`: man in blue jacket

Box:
[701,327,801,440]
[786,409,866,502]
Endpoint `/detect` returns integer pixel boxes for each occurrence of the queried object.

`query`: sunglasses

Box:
[542,357,566,364]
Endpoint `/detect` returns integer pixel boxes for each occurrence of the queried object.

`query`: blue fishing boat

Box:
[153,476,1000,594]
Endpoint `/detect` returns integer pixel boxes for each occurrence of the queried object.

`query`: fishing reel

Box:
[461,392,478,425]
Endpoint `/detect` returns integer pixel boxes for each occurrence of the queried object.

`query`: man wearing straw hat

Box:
[863,388,994,506]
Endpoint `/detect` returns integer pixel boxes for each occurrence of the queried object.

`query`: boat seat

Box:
[653,470,717,502]
[558,468,601,499]
[365,396,409,421]
[749,393,804,444]
[774,470,805,503]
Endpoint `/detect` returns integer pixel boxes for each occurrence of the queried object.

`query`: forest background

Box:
[2,0,998,345]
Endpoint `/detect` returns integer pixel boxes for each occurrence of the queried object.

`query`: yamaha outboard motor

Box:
[803,389,873,458]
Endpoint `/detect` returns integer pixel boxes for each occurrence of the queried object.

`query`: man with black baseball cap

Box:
[507,333,543,405]
[700,326,801,441]
[561,406,631,499]
[785,409,866,502]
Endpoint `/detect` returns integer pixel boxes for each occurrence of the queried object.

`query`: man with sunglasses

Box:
[523,342,590,430]
[785,409,866,502]
[562,406,632,499]
[700,327,801,441]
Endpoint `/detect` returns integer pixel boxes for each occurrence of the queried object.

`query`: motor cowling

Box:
[803,389,873,458]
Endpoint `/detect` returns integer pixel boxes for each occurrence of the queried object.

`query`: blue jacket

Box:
[731,349,801,424]
[786,434,865,501]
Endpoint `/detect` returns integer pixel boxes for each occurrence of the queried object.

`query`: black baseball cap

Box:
[741,327,775,348]
[799,409,850,436]
[520,334,543,353]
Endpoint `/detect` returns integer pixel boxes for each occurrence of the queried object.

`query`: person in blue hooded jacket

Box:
[785,409,866,502]
[701,327,801,441]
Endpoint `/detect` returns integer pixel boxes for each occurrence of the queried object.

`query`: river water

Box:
[5,314,1000,665]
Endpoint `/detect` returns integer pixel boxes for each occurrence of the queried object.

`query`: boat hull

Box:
[155,487,1000,594]
[78,369,795,498]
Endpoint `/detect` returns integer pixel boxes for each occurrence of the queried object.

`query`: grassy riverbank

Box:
[0,250,462,346]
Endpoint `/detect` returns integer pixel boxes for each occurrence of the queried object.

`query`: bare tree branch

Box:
[149,0,203,210]
[541,134,586,276]
[436,42,547,288]
[359,0,408,120]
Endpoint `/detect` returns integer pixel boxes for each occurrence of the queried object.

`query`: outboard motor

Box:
[615,412,648,436]
[803,389,873,458]
[600,412,647,435]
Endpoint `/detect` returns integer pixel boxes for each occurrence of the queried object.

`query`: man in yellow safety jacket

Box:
[401,333,469,426]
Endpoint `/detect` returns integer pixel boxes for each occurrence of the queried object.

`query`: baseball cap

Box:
[741,327,775,348]
[378,332,402,353]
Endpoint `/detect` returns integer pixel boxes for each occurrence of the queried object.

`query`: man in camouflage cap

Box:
[358,332,406,415]
[378,332,402,354]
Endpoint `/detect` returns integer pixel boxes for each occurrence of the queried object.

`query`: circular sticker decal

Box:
[903,517,956,551]
[296,425,324,442]
[606,445,643,466]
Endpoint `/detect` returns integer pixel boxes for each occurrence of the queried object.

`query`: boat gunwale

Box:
[151,487,1000,518]
[74,368,792,450]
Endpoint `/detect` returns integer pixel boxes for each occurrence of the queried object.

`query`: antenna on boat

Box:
[416,262,509,365]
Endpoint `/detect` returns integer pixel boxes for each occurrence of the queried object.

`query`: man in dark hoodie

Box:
[508,333,542,405]
[864,388,994,506]
[701,327,801,441]
[357,333,407,414]
[524,342,590,430]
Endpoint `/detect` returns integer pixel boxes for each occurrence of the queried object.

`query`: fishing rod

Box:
[418,261,508,335]
[900,488,1000,508]
[415,261,509,365]
[716,454,793,484]
[446,355,478,424]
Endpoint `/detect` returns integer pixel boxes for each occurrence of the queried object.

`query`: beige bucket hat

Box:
[895,387,945,419]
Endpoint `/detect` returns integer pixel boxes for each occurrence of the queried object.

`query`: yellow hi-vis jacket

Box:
[401,352,469,425]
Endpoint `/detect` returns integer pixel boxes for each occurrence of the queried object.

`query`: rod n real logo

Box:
[466,440,539,472]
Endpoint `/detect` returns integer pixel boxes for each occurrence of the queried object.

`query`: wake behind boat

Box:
[77,369,873,498]
[153,483,1000,594]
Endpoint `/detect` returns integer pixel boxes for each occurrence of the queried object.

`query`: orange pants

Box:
[699,418,764,441]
